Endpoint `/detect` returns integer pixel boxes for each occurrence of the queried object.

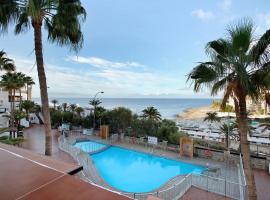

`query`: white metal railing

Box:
[128,173,192,200]
[59,136,246,200]
[238,154,247,200]
[191,173,243,199]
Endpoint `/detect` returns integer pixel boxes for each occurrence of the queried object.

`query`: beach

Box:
[176,106,217,120]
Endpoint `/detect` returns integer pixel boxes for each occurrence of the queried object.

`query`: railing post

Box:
[207,172,209,192]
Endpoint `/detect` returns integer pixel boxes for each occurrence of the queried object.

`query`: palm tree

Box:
[142,106,162,121]
[56,105,62,111]
[16,72,26,106]
[0,51,16,71]
[204,112,220,123]
[51,99,58,110]
[62,103,68,112]
[75,106,84,117]
[219,122,239,149]
[69,104,77,113]
[203,112,220,147]
[188,19,270,199]
[0,72,22,138]
[0,1,86,156]
[24,76,35,100]
[14,110,26,133]
[20,100,35,120]
[89,99,102,129]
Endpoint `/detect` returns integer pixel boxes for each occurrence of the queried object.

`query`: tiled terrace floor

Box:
[179,187,232,200]
[21,125,76,164]
[0,143,130,200]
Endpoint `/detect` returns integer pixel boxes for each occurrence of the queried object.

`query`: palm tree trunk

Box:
[12,89,16,138]
[9,90,13,139]
[33,21,52,156]
[19,89,22,110]
[26,84,29,101]
[238,92,257,200]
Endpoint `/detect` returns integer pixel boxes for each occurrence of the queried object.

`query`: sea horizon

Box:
[33,97,217,119]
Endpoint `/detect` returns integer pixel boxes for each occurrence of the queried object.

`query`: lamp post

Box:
[92,91,104,131]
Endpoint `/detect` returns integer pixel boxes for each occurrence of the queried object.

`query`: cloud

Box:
[67,56,144,69]
[9,55,183,98]
[219,0,232,11]
[191,9,214,21]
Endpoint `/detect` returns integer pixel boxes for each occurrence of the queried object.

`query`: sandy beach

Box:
[176,106,217,120]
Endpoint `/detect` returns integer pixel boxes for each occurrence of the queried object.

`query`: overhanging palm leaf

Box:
[0,0,86,155]
[0,51,16,71]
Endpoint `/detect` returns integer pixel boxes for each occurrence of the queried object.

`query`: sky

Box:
[1,0,270,98]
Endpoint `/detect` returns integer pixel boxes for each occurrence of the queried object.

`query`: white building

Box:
[0,87,32,128]
[0,87,31,112]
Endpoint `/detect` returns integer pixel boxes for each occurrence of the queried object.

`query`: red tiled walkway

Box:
[0,143,130,200]
[254,169,270,200]
[179,187,232,200]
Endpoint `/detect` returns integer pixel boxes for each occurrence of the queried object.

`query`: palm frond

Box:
[187,63,217,92]
[227,18,254,55]
[205,39,230,58]
[250,29,270,64]
[46,0,86,51]
[15,11,30,34]
[0,0,19,33]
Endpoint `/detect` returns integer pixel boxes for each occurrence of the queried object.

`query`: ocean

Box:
[40,98,214,119]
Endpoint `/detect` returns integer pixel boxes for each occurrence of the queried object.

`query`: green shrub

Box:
[0,137,24,145]
[0,136,9,140]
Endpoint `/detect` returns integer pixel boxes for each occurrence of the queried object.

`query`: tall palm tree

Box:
[142,106,162,121]
[75,106,84,117]
[20,100,35,120]
[219,122,239,149]
[89,99,102,129]
[0,51,16,71]
[16,72,26,106]
[51,99,58,110]
[0,0,86,156]
[188,19,270,199]
[24,76,35,100]
[62,103,68,112]
[0,72,22,138]
[69,104,77,113]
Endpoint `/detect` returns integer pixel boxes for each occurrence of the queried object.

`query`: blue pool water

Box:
[91,146,206,193]
[74,141,107,153]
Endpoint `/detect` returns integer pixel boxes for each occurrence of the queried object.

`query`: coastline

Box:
[176,106,217,120]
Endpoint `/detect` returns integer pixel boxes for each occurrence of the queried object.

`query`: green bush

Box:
[0,136,9,140]
[50,110,63,126]
[168,131,189,145]
[157,119,178,141]
[82,115,94,129]
[0,137,24,145]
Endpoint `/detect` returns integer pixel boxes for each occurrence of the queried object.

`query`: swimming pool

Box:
[91,146,206,193]
[74,141,107,153]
